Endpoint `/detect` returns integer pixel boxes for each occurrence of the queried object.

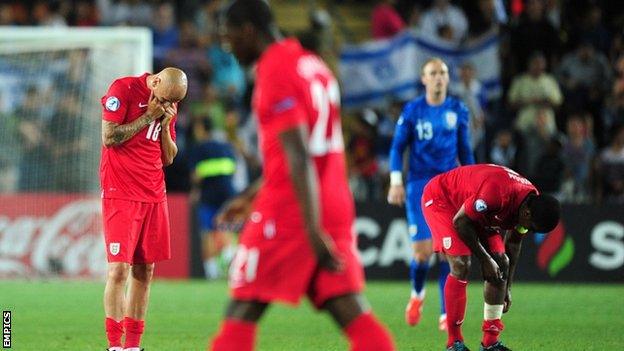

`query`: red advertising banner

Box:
[0,193,189,279]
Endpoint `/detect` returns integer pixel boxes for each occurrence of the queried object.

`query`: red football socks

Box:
[444,274,468,347]
[105,318,123,348]
[123,317,145,348]
[210,319,257,351]
[344,312,395,351]
[482,319,504,347]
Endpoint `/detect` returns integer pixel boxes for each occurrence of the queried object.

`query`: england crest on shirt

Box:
[445,111,457,129]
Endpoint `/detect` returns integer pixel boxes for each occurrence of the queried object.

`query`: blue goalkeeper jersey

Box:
[389,95,475,182]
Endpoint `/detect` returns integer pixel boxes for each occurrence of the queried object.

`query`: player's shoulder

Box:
[446,95,469,112]
[108,73,145,92]
[402,96,426,115]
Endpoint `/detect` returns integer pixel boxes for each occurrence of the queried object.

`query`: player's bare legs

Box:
[210,299,269,351]
[445,255,471,350]
[122,263,154,350]
[104,262,130,350]
[324,293,395,351]
[125,263,155,319]
[481,254,511,350]
[104,262,130,319]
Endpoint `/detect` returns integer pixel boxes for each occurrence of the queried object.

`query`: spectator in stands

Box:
[556,41,611,119]
[0,4,15,25]
[510,0,560,74]
[463,0,502,39]
[0,92,18,192]
[450,62,488,162]
[371,0,405,39]
[32,1,67,27]
[190,85,227,140]
[152,2,179,69]
[207,33,246,101]
[544,0,561,29]
[490,129,518,168]
[532,135,565,196]
[560,113,595,203]
[195,0,221,37]
[517,108,562,178]
[419,0,468,44]
[348,110,380,202]
[73,1,99,26]
[17,87,50,191]
[508,51,562,135]
[164,21,211,102]
[573,4,611,56]
[99,0,152,26]
[188,117,237,279]
[595,125,624,204]
[48,94,88,192]
[602,55,624,145]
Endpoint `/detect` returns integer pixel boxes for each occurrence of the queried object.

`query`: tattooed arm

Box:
[101,92,166,147]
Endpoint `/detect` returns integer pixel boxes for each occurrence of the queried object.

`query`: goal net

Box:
[0,27,151,277]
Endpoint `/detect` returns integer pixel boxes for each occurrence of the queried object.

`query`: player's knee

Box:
[494,253,510,277]
[225,300,267,322]
[107,263,129,284]
[449,256,471,280]
[413,251,431,262]
[131,263,154,283]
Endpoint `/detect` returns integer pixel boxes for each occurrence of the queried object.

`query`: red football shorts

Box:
[102,198,171,264]
[421,194,505,257]
[229,222,364,308]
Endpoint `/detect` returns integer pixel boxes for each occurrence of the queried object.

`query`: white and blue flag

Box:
[339,30,501,110]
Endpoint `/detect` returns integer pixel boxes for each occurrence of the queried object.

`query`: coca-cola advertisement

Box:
[0,194,189,279]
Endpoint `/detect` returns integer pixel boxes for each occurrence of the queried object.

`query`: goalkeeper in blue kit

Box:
[387,57,475,330]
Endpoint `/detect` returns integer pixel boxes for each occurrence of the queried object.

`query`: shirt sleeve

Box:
[101,79,129,124]
[456,101,475,165]
[259,65,307,134]
[388,104,414,172]
[463,183,503,226]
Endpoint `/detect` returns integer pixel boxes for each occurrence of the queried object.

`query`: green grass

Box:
[1,280,622,350]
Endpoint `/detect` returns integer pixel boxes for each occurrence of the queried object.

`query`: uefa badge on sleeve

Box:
[475,199,488,212]
[105,96,120,111]
[443,237,452,250]
[109,243,120,256]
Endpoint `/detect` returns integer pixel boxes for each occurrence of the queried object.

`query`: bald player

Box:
[100,67,187,351]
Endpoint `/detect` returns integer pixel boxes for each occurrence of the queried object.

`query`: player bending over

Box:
[421,164,560,351]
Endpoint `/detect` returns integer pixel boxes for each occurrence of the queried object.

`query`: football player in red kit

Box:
[208,1,395,351]
[421,164,560,351]
[100,67,187,351]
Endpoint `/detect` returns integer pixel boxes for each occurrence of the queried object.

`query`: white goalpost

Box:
[0,27,151,194]
[0,27,152,278]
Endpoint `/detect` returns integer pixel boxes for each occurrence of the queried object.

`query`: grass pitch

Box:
[1,280,622,350]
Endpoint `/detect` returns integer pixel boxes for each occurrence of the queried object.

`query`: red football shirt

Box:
[251,39,354,234]
[427,164,538,230]
[100,73,177,203]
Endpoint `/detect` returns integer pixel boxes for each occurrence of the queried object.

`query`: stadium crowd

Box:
[1,0,623,206]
